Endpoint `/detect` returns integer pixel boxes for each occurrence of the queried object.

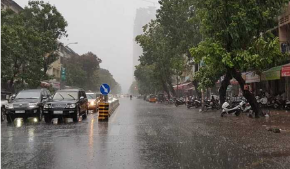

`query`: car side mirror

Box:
[11,94,16,100]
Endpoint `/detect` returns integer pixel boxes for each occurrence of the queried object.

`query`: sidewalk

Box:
[261,109,290,132]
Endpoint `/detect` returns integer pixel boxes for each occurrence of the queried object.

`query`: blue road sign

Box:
[100,84,110,95]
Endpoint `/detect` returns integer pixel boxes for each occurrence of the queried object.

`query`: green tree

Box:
[157,0,202,96]
[134,64,164,95]
[96,68,120,94]
[190,0,289,116]
[64,52,102,91]
[21,1,68,76]
[136,21,181,97]
[1,1,68,91]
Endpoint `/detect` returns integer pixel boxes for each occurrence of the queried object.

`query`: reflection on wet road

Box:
[2,99,290,169]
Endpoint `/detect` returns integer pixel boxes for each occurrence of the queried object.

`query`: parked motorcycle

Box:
[175,97,186,107]
[256,96,268,108]
[193,98,201,108]
[221,101,244,117]
[204,99,220,111]
[187,97,195,109]
[285,100,290,110]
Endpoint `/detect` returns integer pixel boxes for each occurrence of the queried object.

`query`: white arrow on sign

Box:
[101,85,108,93]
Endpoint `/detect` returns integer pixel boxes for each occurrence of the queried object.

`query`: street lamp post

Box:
[60,42,78,89]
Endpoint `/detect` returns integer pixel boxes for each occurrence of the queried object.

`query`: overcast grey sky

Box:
[15,0,159,93]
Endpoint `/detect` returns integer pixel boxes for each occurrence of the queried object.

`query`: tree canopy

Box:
[1,1,67,91]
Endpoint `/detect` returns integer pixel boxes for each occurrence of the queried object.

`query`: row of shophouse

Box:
[173,2,290,100]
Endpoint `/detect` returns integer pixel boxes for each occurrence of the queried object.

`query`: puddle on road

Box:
[11,116,84,127]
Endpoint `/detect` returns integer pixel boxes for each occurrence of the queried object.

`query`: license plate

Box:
[15,110,25,113]
[54,111,63,114]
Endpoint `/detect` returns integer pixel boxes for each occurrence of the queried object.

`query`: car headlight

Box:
[66,104,76,108]
[29,103,38,108]
[5,104,13,109]
[44,104,51,109]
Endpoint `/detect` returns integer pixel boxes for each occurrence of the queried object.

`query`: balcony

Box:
[279,13,290,27]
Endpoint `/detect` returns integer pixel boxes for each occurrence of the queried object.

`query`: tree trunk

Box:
[193,63,201,98]
[166,77,176,97]
[192,80,201,98]
[161,78,170,99]
[219,70,232,105]
[9,77,14,92]
[230,68,261,118]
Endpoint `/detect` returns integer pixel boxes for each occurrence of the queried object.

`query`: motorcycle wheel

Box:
[235,110,241,116]
[273,103,279,109]
[175,103,178,107]
[187,105,191,109]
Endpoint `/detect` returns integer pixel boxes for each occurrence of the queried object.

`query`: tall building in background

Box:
[1,0,23,13]
[132,6,156,72]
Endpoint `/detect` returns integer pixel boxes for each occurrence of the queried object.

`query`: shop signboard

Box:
[281,64,290,77]
[245,72,260,83]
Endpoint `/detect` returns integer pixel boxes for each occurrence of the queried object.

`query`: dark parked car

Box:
[5,89,51,123]
[1,91,12,122]
[43,89,88,123]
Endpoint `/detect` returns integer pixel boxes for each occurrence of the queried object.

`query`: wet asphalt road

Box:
[2,98,290,169]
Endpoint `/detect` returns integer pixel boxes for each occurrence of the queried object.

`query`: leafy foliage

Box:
[190,0,289,89]
[1,1,67,91]
[65,53,121,94]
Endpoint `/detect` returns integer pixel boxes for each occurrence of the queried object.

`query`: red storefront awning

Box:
[173,82,192,90]
[282,63,290,77]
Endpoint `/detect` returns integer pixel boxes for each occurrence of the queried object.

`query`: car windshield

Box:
[86,94,96,99]
[15,91,40,99]
[53,91,78,100]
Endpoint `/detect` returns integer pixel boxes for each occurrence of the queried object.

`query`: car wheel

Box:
[73,108,80,122]
[37,108,43,122]
[83,108,88,120]
[7,114,15,123]
[44,115,52,124]
[1,107,6,122]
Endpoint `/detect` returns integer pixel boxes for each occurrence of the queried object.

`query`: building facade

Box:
[132,6,156,71]
[46,44,79,89]
[1,0,22,13]
[279,2,290,54]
